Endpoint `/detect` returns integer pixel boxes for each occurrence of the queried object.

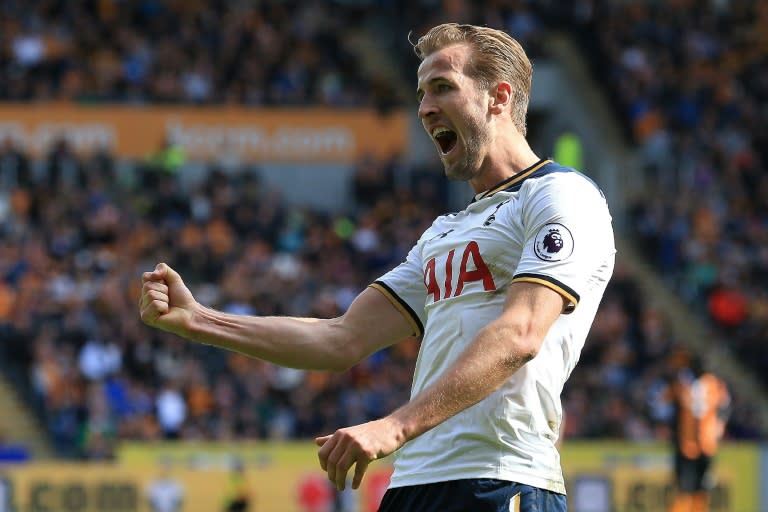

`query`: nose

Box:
[418,94,438,120]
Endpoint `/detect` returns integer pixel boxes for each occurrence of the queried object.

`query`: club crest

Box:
[533,223,574,261]
[483,199,510,226]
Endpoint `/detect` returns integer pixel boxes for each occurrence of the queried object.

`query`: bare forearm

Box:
[142,267,411,371]
[186,305,358,371]
[388,282,563,441]
[390,322,535,441]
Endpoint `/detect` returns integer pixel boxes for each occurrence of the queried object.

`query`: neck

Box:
[469,135,540,194]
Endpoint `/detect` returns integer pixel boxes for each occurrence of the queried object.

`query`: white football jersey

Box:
[371,159,616,494]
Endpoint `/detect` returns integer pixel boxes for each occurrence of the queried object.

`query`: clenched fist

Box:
[139,263,198,336]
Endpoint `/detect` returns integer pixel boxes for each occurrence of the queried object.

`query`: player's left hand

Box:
[315,418,404,491]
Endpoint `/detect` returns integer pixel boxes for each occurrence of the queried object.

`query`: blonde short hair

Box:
[413,23,532,135]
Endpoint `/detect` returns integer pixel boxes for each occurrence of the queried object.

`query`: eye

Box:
[417,82,451,103]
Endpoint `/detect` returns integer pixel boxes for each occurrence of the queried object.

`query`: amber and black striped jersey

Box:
[370,159,616,494]
[668,371,731,459]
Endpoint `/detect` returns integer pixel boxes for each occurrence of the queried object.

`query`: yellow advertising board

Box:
[561,441,759,512]
[0,105,408,163]
[0,441,391,512]
[0,441,760,512]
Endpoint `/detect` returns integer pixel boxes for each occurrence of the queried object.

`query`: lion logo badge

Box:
[534,223,574,261]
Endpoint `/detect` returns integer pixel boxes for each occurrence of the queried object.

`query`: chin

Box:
[443,158,475,182]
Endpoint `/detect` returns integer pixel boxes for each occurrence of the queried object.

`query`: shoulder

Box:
[522,171,608,219]
[416,211,460,243]
[522,164,604,200]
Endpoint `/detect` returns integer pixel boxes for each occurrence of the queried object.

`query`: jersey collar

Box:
[471,158,553,203]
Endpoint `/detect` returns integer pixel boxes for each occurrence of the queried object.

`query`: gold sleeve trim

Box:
[511,276,578,314]
[369,283,423,336]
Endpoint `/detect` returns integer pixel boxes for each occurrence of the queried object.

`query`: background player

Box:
[664,351,731,512]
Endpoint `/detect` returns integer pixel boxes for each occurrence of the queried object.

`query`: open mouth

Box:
[433,127,458,155]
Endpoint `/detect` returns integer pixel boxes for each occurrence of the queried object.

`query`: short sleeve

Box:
[370,244,427,336]
[511,173,615,313]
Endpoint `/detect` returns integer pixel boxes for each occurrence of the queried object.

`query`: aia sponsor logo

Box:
[423,241,496,302]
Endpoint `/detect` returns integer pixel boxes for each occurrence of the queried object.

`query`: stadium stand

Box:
[0,0,764,464]
[0,0,402,109]
[0,141,761,459]
[569,1,768,392]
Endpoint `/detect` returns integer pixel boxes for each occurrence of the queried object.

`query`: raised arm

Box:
[139,263,414,371]
[317,280,564,490]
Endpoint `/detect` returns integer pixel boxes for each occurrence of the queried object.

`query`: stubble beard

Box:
[443,152,474,181]
[443,122,488,182]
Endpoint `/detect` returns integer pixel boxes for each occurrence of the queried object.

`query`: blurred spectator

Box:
[552,130,584,172]
[146,459,185,512]
[0,138,31,190]
[45,138,85,191]
[222,459,253,512]
[78,335,122,381]
[156,382,187,440]
[142,136,187,189]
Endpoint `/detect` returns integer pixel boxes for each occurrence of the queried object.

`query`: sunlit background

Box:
[0,1,766,511]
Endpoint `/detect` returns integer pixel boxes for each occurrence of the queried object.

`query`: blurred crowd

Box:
[0,140,436,458]
[570,0,768,389]
[0,0,400,109]
[0,141,758,460]
[0,0,764,461]
[0,0,558,109]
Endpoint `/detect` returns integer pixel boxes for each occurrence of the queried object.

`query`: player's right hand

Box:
[139,262,197,336]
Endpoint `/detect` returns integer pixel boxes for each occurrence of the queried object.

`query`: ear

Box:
[489,82,512,115]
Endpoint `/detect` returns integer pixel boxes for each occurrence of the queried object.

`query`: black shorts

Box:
[675,451,713,493]
[378,479,567,512]
[225,499,249,512]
